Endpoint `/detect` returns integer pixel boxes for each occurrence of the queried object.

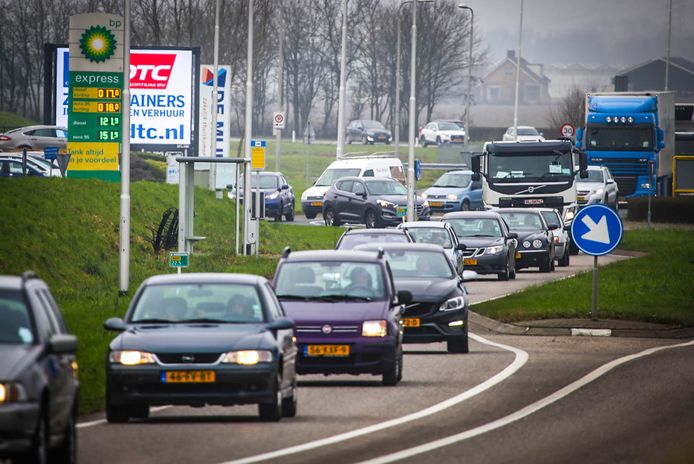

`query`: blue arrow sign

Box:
[571,205,623,256]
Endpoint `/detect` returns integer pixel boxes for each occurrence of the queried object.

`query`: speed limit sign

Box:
[560,122,575,138]
[273,112,285,130]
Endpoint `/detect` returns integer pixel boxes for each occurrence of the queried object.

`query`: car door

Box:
[26,128,55,150]
[468,178,483,210]
[263,283,297,387]
[500,218,517,269]
[349,180,369,220]
[279,175,292,212]
[328,180,354,221]
[447,227,465,275]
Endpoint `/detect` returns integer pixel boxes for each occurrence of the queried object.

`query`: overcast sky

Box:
[468,0,694,68]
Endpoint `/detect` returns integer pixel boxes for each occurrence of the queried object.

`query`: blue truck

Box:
[576,92,675,198]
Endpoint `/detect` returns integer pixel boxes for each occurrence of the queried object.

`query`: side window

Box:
[27,288,58,342]
[471,180,482,190]
[34,128,53,137]
[56,129,68,138]
[363,169,374,177]
[40,289,68,333]
[352,182,366,195]
[337,180,353,192]
[263,284,284,320]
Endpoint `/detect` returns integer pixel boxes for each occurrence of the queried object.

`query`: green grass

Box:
[0,178,342,413]
[0,111,36,130]
[471,228,694,327]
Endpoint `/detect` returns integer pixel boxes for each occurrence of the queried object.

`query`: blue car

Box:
[421,170,483,212]
[229,171,295,222]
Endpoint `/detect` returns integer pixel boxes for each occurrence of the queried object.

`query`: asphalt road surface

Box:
[76,251,694,464]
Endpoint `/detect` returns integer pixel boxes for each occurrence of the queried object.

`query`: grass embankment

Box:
[0,111,35,130]
[471,228,694,327]
[0,178,343,413]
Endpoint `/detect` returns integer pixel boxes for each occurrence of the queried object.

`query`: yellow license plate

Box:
[402,318,420,327]
[577,196,586,201]
[515,252,522,259]
[310,201,323,207]
[163,371,215,383]
[305,345,350,357]
[430,202,443,207]
[464,258,477,265]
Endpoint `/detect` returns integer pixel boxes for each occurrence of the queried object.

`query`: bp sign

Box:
[571,205,623,256]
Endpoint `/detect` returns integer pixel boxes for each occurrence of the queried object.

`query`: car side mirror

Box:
[606,179,614,185]
[361,192,368,199]
[548,224,559,231]
[471,155,481,174]
[580,169,588,179]
[396,290,412,306]
[104,317,127,332]
[462,270,478,281]
[507,232,518,240]
[267,317,294,331]
[456,243,466,251]
[49,334,78,354]
[281,184,289,190]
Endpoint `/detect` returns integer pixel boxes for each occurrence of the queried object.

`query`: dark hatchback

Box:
[272,249,412,385]
[497,208,557,273]
[322,177,430,228]
[335,228,414,250]
[442,211,518,280]
[345,119,392,145]
[0,272,78,463]
[229,171,295,222]
[356,244,469,353]
[104,273,298,422]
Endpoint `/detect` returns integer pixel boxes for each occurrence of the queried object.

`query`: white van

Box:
[301,156,405,219]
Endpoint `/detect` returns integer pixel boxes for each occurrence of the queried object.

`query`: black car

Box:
[335,228,414,250]
[346,120,392,145]
[322,177,430,228]
[104,273,298,422]
[356,244,469,353]
[229,171,295,222]
[497,208,557,273]
[0,271,79,463]
[442,211,518,281]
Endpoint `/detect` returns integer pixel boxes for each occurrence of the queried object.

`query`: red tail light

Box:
[0,135,11,141]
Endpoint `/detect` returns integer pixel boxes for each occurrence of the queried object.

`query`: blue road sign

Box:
[571,205,623,256]
[250,139,266,148]
[44,146,58,161]
[414,159,421,181]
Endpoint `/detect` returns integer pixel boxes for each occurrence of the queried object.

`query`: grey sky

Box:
[468,0,694,68]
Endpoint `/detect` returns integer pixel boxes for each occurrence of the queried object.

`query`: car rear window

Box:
[499,212,543,231]
[0,290,34,345]
[338,233,410,250]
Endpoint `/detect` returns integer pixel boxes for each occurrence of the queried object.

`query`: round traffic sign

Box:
[560,122,575,138]
[274,113,284,124]
[570,205,623,256]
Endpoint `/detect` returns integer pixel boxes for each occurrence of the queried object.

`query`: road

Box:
[76,252,694,464]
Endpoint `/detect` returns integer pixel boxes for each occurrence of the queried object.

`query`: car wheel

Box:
[106,399,129,423]
[436,137,442,146]
[420,136,427,147]
[129,404,150,420]
[52,406,77,464]
[497,260,510,281]
[382,347,402,386]
[24,405,49,464]
[509,265,516,280]
[558,248,570,267]
[275,202,283,222]
[259,375,283,422]
[304,211,317,220]
[539,253,552,273]
[347,134,352,144]
[569,240,580,255]
[447,335,469,354]
[285,203,295,222]
[362,135,368,145]
[461,200,470,211]
[281,380,298,418]
[324,207,341,227]
[364,209,378,229]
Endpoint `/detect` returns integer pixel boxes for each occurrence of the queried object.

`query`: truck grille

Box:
[599,158,649,177]
[613,176,637,196]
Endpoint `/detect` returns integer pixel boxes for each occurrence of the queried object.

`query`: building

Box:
[615,57,694,103]
[478,50,551,105]
[543,64,621,100]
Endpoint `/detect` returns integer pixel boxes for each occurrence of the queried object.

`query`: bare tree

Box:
[547,85,587,131]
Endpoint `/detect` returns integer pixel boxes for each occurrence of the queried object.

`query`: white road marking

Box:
[359,340,694,464]
[571,328,612,337]
[77,406,171,429]
[220,333,528,464]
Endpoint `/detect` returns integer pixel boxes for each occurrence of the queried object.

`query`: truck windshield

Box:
[487,150,573,181]
[586,126,654,152]
[315,168,361,186]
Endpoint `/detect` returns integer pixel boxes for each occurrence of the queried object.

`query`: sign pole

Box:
[120,2,131,293]
[591,255,598,321]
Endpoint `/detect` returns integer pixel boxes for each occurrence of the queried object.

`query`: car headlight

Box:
[266,191,279,200]
[422,200,429,208]
[362,320,387,337]
[440,134,450,141]
[367,135,374,140]
[522,240,531,248]
[440,296,465,311]
[222,350,273,365]
[446,194,458,201]
[420,192,428,199]
[110,350,156,366]
[532,239,543,248]
[591,188,604,197]
[0,382,27,403]
[485,245,504,255]
[377,199,396,209]
[553,236,560,244]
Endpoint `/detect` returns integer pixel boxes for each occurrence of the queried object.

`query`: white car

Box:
[419,121,466,147]
[537,208,570,267]
[502,126,545,142]
[576,165,619,209]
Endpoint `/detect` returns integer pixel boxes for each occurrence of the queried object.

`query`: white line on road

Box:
[220,333,528,464]
[358,340,694,464]
[77,406,171,429]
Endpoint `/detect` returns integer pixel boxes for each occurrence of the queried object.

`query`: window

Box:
[352,182,366,195]
[315,168,361,186]
[0,289,35,345]
[524,84,540,103]
[447,218,502,238]
[383,250,453,279]
[275,262,386,300]
[487,86,501,101]
[336,180,353,192]
[362,169,374,177]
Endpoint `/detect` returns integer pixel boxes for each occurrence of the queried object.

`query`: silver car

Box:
[0,125,68,151]
[537,208,570,267]
[577,165,619,208]
[397,221,465,275]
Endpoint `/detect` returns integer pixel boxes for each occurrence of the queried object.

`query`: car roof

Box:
[335,176,399,183]
[442,211,502,220]
[399,221,448,228]
[282,250,383,263]
[355,243,445,253]
[327,157,402,168]
[254,171,282,176]
[343,228,408,235]
[485,140,571,152]
[439,169,473,175]
[0,275,23,289]
[496,208,542,216]
[142,273,267,286]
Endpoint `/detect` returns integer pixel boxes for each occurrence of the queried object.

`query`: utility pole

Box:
[335,0,348,159]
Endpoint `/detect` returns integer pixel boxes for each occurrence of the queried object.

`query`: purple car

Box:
[272,249,412,386]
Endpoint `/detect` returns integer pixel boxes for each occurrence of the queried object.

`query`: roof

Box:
[336,176,400,183]
[354,243,446,253]
[342,228,409,236]
[483,50,551,84]
[0,276,23,289]
[496,208,543,216]
[399,221,449,229]
[442,211,503,220]
[143,273,266,286]
[485,140,572,153]
[282,250,383,263]
[617,57,694,77]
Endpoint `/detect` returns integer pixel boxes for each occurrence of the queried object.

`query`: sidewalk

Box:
[469,311,694,339]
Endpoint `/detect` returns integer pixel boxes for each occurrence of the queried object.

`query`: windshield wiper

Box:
[131,318,173,324]
[433,184,460,188]
[177,318,228,324]
[276,294,313,301]
[319,294,374,302]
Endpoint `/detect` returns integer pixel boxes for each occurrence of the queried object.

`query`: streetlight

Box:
[512,0,524,141]
[395,0,433,158]
[458,4,473,147]
[335,0,348,159]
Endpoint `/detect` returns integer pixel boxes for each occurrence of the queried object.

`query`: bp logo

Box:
[79,25,117,62]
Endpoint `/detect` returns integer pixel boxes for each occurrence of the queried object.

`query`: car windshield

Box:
[363,120,385,129]
[338,233,410,250]
[384,250,454,279]
[406,227,453,249]
[517,127,539,136]
[578,170,605,183]
[366,180,407,195]
[586,126,653,152]
[488,149,573,181]
[540,211,561,227]
[315,168,361,187]
[438,122,459,131]
[499,212,543,232]
[0,290,34,345]
[433,172,471,188]
[446,218,502,238]
[275,262,385,300]
[251,175,279,189]
[130,283,265,323]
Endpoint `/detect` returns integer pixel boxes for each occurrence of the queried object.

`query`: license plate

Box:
[430,201,443,207]
[310,201,323,207]
[515,252,522,259]
[402,318,420,327]
[162,371,215,383]
[577,196,586,201]
[524,199,544,205]
[464,258,477,265]
[304,345,350,357]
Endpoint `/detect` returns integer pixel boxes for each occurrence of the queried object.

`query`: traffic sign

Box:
[414,159,421,181]
[169,252,189,268]
[251,139,266,170]
[571,205,623,256]
[44,146,59,161]
[560,122,575,138]
[273,112,285,130]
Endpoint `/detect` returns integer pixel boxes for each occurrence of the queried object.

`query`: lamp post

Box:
[335,0,348,159]
[406,0,418,221]
[458,4,473,146]
[512,0,524,141]
[244,0,256,255]
[665,0,672,90]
